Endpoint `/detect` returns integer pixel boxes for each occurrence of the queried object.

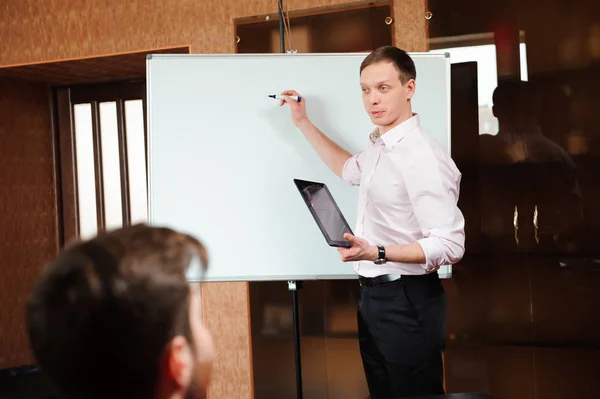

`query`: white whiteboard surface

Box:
[146,53,452,282]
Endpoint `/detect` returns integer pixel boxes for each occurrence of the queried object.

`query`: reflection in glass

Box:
[430,32,528,134]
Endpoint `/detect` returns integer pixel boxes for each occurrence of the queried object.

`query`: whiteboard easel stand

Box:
[288,280,303,399]
[277,2,303,398]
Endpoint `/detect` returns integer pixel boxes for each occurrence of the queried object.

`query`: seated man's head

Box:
[26,224,214,399]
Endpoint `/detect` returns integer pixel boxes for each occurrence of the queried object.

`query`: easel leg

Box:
[288,280,303,399]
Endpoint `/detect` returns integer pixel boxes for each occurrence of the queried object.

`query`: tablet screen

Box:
[294,179,353,247]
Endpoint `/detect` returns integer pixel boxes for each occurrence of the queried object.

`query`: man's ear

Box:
[406,79,416,101]
[166,335,193,388]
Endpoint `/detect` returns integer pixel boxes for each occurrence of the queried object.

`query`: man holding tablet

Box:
[281,46,465,398]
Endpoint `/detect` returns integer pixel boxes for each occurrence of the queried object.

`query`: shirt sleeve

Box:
[341,152,364,186]
[400,147,466,272]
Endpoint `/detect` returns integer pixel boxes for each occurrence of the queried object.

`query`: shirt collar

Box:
[370,113,420,147]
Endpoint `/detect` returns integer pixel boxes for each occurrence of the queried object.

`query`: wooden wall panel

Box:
[0,0,426,398]
[201,282,254,399]
[394,0,429,51]
[0,0,427,67]
[0,78,58,368]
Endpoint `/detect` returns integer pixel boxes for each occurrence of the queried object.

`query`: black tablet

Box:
[294,179,354,248]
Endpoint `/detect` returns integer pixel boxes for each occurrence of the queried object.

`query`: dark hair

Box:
[26,224,208,399]
[360,45,417,83]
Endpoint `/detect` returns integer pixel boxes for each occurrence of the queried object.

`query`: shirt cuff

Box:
[417,237,442,272]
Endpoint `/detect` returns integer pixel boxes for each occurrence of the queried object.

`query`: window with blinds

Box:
[54,81,148,244]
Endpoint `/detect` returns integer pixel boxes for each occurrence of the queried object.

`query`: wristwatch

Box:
[373,245,387,265]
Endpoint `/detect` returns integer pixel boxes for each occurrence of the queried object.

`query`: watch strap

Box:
[377,245,386,260]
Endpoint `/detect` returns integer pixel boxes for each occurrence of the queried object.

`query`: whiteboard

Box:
[146,53,452,282]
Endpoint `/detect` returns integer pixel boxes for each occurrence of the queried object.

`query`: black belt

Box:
[358,274,402,287]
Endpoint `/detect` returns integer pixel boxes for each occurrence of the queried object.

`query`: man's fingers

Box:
[280,95,296,106]
[343,233,354,242]
[281,89,300,97]
[338,247,349,262]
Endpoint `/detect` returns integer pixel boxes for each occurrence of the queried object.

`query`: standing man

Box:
[280,46,465,398]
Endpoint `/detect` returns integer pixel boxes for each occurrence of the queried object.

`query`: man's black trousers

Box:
[357,272,447,399]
